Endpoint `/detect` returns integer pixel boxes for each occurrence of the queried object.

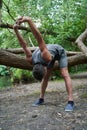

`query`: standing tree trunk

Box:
[0,0,2,23]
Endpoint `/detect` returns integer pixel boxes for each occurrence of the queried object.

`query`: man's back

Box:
[32,44,65,67]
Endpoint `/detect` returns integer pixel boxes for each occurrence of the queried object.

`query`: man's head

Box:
[33,63,45,81]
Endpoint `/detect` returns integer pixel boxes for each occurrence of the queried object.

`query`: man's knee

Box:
[60,67,70,78]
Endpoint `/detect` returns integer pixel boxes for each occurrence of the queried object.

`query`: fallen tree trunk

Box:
[0,49,32,70]
[0,49,87,70]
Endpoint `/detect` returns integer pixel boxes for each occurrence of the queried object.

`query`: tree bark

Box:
[0,23,29,31]
[0,49,32,70]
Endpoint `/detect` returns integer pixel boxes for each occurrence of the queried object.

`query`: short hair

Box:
[32,63,45,81]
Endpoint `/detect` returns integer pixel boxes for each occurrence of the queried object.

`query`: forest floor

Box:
[0,72,87,130]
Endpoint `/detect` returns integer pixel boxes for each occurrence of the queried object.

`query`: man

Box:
[13,16,74,111]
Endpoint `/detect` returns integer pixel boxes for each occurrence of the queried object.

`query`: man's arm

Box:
[16,16,52,62]
[40,68,53,99]
[13,24,32,64]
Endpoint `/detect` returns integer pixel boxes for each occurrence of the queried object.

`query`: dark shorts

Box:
[58,50,68,68]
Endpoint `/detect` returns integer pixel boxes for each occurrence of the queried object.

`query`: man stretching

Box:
[13,16,74,111]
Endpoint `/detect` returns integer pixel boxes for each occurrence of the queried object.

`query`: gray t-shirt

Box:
[32,44,67,68]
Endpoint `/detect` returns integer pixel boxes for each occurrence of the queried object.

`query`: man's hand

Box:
[16,16,30,25]
[13,24,19,30]
[13,16,31,31]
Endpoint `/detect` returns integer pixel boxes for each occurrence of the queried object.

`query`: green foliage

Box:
[0,65,10,76]
[1,0,87,49]
[11,68,34,84]
[0,65,12,88]
[69,64,87,74]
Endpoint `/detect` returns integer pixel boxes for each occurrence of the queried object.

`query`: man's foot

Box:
[65,101,74,112]
[32,98,44,107]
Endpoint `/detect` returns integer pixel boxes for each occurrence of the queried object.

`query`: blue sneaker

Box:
[32,98,44,107]
[65,102,74,112]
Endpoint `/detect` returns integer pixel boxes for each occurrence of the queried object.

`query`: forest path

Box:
[0,72,87,130]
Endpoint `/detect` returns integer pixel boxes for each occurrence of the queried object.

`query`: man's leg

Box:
[32,68,52,106]
[60,67,73,101]
[60,67,74,111]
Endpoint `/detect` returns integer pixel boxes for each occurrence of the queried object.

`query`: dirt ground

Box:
[0,72,87,130]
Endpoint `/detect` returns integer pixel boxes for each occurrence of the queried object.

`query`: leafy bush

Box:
[69,64,87,74]
[11,68,35,84]
[0,65,10,76]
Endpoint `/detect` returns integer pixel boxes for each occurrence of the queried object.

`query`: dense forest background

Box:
[0,0,87,87]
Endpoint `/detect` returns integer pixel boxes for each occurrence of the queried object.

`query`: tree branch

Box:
[0,0,2,23]
[0,23,59,36]
[0,0,2,9]
[3,47,82,56]
[0,23,29,31]
[75,29,87,57]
